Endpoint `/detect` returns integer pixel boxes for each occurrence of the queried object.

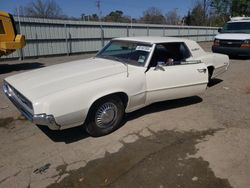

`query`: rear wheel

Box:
[85,96,124,137]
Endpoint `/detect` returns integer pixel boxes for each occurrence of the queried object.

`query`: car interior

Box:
[149,42,191,68]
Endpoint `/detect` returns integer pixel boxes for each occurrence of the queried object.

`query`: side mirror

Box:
[218,28,222,33]
[154,61,165,71]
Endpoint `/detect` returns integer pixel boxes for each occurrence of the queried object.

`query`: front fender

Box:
[34,68,146,128]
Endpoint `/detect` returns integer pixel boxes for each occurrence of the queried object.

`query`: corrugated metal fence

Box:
[2,16,218,60]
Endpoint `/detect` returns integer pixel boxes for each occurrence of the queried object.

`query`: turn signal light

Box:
[241,43,250,47]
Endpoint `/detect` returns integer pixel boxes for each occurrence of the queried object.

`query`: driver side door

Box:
[145,42,208,105]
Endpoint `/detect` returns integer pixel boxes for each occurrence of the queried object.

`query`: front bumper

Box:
[212,45,250,57]
[3,83,60,130]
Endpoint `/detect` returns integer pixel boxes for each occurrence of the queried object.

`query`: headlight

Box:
[241,40,250,47]
[213,39,220,46]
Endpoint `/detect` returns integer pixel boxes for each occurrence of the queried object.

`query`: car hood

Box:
[215,33,250,40]
[5,58,127,101]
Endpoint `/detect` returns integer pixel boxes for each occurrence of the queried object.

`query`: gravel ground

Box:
[0,42,250,188]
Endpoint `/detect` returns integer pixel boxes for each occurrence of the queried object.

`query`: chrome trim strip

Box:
[147,82,208,93]
[3,83,33,121]
[3,82,33,115]
[3,82,60,130]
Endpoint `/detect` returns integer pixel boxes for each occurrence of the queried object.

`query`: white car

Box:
[212,17,250,57]
[3,37,229,136]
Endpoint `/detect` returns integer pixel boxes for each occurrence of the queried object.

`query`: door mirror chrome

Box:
[154,61,165,71]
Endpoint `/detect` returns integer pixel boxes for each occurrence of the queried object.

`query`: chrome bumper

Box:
[3,82,60,130]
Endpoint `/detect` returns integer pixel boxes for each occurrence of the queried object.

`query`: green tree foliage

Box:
[209,0,250,26]
[103,10,130,23]
[184,2,206,26]
[231,0,250,16]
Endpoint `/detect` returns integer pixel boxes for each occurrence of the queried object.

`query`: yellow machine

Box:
[0,11,25,57]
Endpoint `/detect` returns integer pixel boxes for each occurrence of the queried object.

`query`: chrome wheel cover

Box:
[95,102,118,128]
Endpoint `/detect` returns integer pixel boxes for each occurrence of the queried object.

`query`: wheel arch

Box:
[85,91,129,121]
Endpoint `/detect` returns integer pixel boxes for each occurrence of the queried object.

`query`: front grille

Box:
[8,85,33,110]
[3,82,33,112]
[219,40,243,47]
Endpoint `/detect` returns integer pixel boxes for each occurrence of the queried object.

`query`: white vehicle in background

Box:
[3,37,229,136]
[212,16,250,57]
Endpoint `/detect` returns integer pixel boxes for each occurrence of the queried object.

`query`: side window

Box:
[149,42,191,67]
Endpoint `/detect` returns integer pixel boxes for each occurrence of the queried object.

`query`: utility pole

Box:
[203,0,206,22]
[96,0,104,47]
[96,0,102,21]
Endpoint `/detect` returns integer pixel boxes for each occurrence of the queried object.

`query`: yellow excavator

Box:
[0,11,25,57]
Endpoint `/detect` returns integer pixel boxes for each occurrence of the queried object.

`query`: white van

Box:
[212,17,250,57]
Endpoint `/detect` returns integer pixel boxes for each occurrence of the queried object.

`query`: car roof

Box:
[113,36,192,44]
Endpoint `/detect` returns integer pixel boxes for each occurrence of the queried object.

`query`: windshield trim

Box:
[96,40,153,67]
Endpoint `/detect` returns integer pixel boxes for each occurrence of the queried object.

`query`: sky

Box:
[1,0,197,18]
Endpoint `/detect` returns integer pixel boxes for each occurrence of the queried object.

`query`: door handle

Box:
[197,68,207,73]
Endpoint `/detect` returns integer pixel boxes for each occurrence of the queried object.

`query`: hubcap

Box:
[95,102,118,128]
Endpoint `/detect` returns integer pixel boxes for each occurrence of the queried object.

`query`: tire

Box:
[85,96,125,137]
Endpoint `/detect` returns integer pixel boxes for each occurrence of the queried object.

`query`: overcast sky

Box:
[1,0,197,18]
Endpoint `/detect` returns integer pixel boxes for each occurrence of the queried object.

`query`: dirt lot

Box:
[0,42,250,188]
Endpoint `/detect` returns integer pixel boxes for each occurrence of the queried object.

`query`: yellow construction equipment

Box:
[0,11,25,57]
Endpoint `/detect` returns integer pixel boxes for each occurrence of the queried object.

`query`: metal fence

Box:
[1,16,218,60]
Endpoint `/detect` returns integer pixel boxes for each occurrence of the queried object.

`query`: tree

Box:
[231,0,250,16]
[140,7,166,24]
[103,10,130,23]
[15,0,67,19]
[165,9,181,25]
[184,2,206,26]
[210,0,231,17]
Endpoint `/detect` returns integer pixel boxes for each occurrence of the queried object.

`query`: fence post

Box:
[127,26,129,37]
[64,23,69,56]
[162,27,165,37]
[100,26,104,47]
[147,26,149,36]
[205,28,208,41]
[36,33,39,58]
[196,29,199,42]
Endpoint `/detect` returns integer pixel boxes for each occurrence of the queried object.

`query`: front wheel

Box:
[85,96,125,137]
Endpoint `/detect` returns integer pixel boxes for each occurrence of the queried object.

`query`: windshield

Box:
[221,22,250,33]
[96,40,153,66]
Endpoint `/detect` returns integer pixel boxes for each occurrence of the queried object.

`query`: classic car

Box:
[3,37,229,136]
